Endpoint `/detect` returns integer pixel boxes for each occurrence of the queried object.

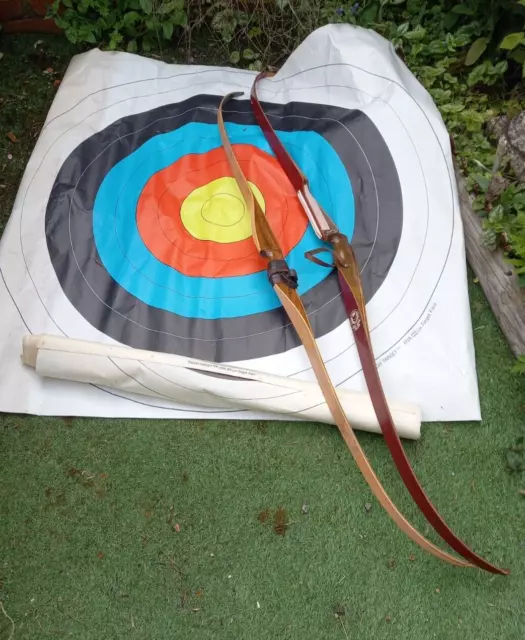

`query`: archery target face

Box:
[45,95,402,362]
[0,25,480,420]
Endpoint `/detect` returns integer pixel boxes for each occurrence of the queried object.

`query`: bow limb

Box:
[248,76,508,575]
[218,92,473,570]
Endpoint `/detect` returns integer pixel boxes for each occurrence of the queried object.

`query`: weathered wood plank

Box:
[454,162,525,357]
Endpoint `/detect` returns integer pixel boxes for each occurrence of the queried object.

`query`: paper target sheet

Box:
[0,24,481,422]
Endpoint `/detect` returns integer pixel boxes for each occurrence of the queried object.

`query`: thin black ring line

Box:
[285,89,434,377]
[105,357,242,413]
[153,140,329,255]
[114,357,229,409]
[240,78,439,380]
[38,344,296,414]
[57,110,364,345]
[19,93,363,311]
[15,103,367,365]
[32,97,396,376]
[23,95,392,358]
[37,56,414,140]
[20,96,371,335]
[16,104,243,339]
[92,383,243,413]
[160,351,355,418]
[0,271,226,414]
[151,153,294,262]
[37,341,303,403]
[107,356,237,411]
[41,57,445,200]
[41,67,257,133]
[29,97,392,362]
[63,117,337,311]
[139,360,303,403]
[110,141,267,302]
[109,134,337,302]
[19,65,450,404]
[259,62,455,289]
[19,145,392,412]
[0,268,31,333]
[149,155,269,262]
[200,192,246,227]
[37,345,303,414]
[39,346,233,412]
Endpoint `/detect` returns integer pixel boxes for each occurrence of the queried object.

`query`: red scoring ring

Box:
[136,144,308,278]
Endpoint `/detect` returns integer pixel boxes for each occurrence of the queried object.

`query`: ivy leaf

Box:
[465,37,489,66]
[139,0,153,15]
[499,32,525,51]
[494,60,508,75]
[127,39,138,53]
[360,1,379,24]
[172,10,187,27]
[158,0,185,14]
[443,12,460,30]
[108,30,123,50]
[473,175,490,192]
[229,51,240,64]
[404,26,426,41]
[243,48,255,60]
[451,5,475,15]
[123,11,140,26]
[64,27,78,44]
[162,22,174,39]
[509,49,525,63]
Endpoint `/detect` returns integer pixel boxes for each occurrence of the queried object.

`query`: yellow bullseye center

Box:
[180,176,265,244]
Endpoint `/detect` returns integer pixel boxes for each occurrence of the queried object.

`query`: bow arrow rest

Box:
[0,24,507,571]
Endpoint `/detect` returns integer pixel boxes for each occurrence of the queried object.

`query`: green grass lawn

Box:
[1,34,525,640]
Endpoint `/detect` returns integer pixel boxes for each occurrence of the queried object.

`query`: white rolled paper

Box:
[21,334,421,439]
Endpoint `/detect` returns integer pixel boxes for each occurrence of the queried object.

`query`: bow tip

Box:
[227,91,245,100]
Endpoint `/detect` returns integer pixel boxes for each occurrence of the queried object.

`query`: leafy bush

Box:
[48,0,187,52]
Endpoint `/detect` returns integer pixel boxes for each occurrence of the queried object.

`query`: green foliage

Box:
[458,0,525,74]
[513,355,525,375]
[47,0,187,52]
[471,179,525,285]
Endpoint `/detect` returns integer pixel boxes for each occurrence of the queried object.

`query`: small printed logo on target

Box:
[350,309,361,332]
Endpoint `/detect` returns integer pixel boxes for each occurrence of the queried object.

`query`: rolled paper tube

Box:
[21,334,422,439]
